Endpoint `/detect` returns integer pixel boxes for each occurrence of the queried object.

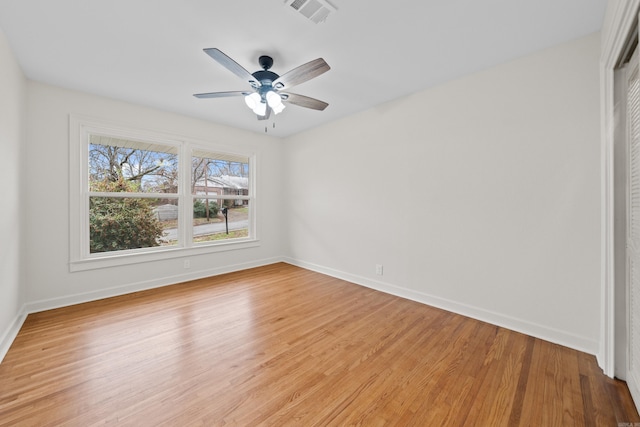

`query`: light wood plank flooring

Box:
[0,263,638,426]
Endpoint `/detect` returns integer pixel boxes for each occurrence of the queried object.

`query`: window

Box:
[191,149,250,244]
[88,135,179,253]
[70,116,257,271]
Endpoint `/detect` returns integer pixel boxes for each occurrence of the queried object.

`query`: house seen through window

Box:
[87,134,252,255]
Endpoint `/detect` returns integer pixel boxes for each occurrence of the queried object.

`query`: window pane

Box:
[89,197,178,253]
[192,150,249,197]
[193,200,249,243]
[89,135,178,193]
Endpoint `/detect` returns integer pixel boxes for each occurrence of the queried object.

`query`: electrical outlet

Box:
[375,264,383,276]
[184,259,190,269]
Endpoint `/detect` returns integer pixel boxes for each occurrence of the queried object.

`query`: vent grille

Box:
[284,0,336,24]
[300,0,322,18]
[290,0,306,10]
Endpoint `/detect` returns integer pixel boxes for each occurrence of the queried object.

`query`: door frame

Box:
[601,0,640,378]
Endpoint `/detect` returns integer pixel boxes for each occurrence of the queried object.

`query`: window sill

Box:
[69,239,260,272]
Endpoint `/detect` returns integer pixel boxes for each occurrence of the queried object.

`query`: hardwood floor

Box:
[0,263,638,426]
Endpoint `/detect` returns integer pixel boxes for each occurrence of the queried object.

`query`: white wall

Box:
[283,33,602,354]
[23,82,284,308]
[0,27,26,358]
[1,30,603,361]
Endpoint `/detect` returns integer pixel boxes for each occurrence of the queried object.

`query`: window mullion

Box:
[71,115,257,270]
[88,192,179,199]
[197,195,250,200]
[180,142,193,247]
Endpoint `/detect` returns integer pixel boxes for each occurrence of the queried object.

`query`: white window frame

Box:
[69,115,258,272]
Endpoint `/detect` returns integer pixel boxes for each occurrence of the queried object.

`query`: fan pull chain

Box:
[264,120,276,134]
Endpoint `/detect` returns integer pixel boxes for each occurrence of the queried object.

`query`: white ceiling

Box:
[0,0,607,138]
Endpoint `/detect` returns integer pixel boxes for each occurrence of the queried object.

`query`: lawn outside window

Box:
[69,115,257,272]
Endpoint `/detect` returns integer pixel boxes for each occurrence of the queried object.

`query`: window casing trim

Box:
[69,115,258,272]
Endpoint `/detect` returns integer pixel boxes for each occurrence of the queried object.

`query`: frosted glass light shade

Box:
[253,101,267,116]
[266,91,285,114]
[244,92,261,109]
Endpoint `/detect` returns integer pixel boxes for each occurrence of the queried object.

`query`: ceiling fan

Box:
[194,48,330,120]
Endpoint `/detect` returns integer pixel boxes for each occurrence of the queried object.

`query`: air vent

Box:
[289,0,307,10]
[284,0,337,24]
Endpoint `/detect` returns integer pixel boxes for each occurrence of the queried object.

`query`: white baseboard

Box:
[283,257,599,356]
[0,305,28,364]
[1,257,284,364]
[0,257,284,365]
[2,256,598,365]
[628,371,640,416]
[26,257,284,314]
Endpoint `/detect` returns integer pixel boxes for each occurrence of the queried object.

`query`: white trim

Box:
[600,0,640,378]
[29,257,284,315]
[284,258,599,355]
[87,192,181,199]
[631,372,640,419]
[69,114,258,271]
[3,257,597,365]
[0,305,28,364]
[0,257,283,363]
[70,239,261,272]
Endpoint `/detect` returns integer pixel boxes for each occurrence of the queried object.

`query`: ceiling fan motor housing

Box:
[252,70,279,84]
[194,48,330,117]
[252,70,281,100]
[254,56,280,97]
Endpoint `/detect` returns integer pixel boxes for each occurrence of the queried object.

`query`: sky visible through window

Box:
[88,136,251,253]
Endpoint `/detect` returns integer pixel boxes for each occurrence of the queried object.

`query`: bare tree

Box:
[89,143,177,193]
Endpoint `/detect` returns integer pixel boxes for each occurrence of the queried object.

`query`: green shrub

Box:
[193,199,219,218]
[89,178,165,253]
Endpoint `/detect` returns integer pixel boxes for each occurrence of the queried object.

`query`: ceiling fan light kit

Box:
[266,91,285,114]
[244,92,266,115]
[194,48,330,123]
